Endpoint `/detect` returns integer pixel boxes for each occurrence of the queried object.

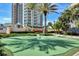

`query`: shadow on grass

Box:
[3,37,78,54]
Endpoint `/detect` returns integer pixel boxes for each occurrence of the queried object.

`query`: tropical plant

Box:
[52,20,62,33]
[58,9,78,32]
[0,40,13,56]
[58,16,70,32]
[27,3,58,35]
[61,9,74,22]
[71,3,79,9]
[0,42,4,56]
[75,20,79,28]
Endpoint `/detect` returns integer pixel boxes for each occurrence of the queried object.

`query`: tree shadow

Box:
[3,37,78,54]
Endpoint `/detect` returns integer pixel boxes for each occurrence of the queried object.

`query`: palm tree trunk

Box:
[45,15,47,35]
[43,11,47,36]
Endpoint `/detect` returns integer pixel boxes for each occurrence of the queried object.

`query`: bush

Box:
[65,28,79,35]
[0,47,13,56]
[0,32,54,38]
[0,34,9,38]
[0,40,13,56]
[0,34,15,38]
[11,31,34,33]
[39,33,53,36]
[11,33,38,36]
[64,32,79,36]
[48,30,63,34]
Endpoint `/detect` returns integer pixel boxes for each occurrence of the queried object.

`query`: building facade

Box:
[12,3,43,28]
[12,3,23,27]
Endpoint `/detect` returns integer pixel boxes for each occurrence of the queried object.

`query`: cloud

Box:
[47,20,54,24]
[0,17,11,24]
[3,17,11,21]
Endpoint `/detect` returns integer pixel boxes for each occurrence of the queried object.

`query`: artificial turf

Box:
[1,36,79,56]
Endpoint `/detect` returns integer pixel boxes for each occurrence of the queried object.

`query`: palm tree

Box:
[71,3,79,9]
[27,3,57,35]
[58,10,71,32]
[75,20,79,28]
[62,9,73,22]
[53,20,63,33]
[59,9,78,31]
[70,3,79,20]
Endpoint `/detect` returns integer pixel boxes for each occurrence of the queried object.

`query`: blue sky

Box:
[47,3,71,24]
[0,3,70,24]
[0,3,11,24]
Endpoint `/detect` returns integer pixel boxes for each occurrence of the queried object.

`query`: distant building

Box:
[12,3,43,28]
[4,23,12,27]
[12,3,23,27]
[0,24,6,33]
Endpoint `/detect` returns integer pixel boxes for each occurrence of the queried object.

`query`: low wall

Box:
[12,28,27,32]
[0,27,43,34]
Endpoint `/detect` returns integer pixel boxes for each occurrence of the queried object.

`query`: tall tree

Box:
[58,9,78,32]
[53,20,62,33]
[71,3,79,9]
[27,3,58,35]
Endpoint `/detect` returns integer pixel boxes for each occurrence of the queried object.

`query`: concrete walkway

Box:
[53,34,79,40]
[73,52,79,56]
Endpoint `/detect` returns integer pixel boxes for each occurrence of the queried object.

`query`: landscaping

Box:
[1,3,79,56]
[0,39,13,56]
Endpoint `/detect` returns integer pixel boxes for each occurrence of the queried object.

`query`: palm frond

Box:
[27,3,37,10]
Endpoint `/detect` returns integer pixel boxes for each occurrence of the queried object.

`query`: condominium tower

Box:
[12,3,43,28]
[12,3,23,27]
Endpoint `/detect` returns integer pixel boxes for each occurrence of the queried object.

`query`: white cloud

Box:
[3,18,11,21]
[1,17,11,24]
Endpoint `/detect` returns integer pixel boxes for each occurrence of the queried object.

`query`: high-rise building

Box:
[12,3,43,28]
[12,3,23,27]
[23,4,43,27]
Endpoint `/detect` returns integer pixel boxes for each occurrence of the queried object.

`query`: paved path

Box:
[53,34,79,39]
[73,52,79,56]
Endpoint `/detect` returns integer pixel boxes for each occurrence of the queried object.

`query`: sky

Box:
[0,3,70,24]
[47,3,71,24]
[0,3,11,24]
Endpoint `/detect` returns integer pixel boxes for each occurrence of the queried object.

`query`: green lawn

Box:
[1,36,79,56]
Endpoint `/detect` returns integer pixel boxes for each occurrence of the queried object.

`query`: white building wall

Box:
[23,3,43,27]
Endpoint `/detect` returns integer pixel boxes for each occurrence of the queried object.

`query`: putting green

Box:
[1,36,79,56]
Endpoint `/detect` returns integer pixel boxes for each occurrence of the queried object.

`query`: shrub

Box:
[0,47,13,56]
[40,33,53,36]
[0,40,13,56]
[64,32,79,36]
[0,34,15,38]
